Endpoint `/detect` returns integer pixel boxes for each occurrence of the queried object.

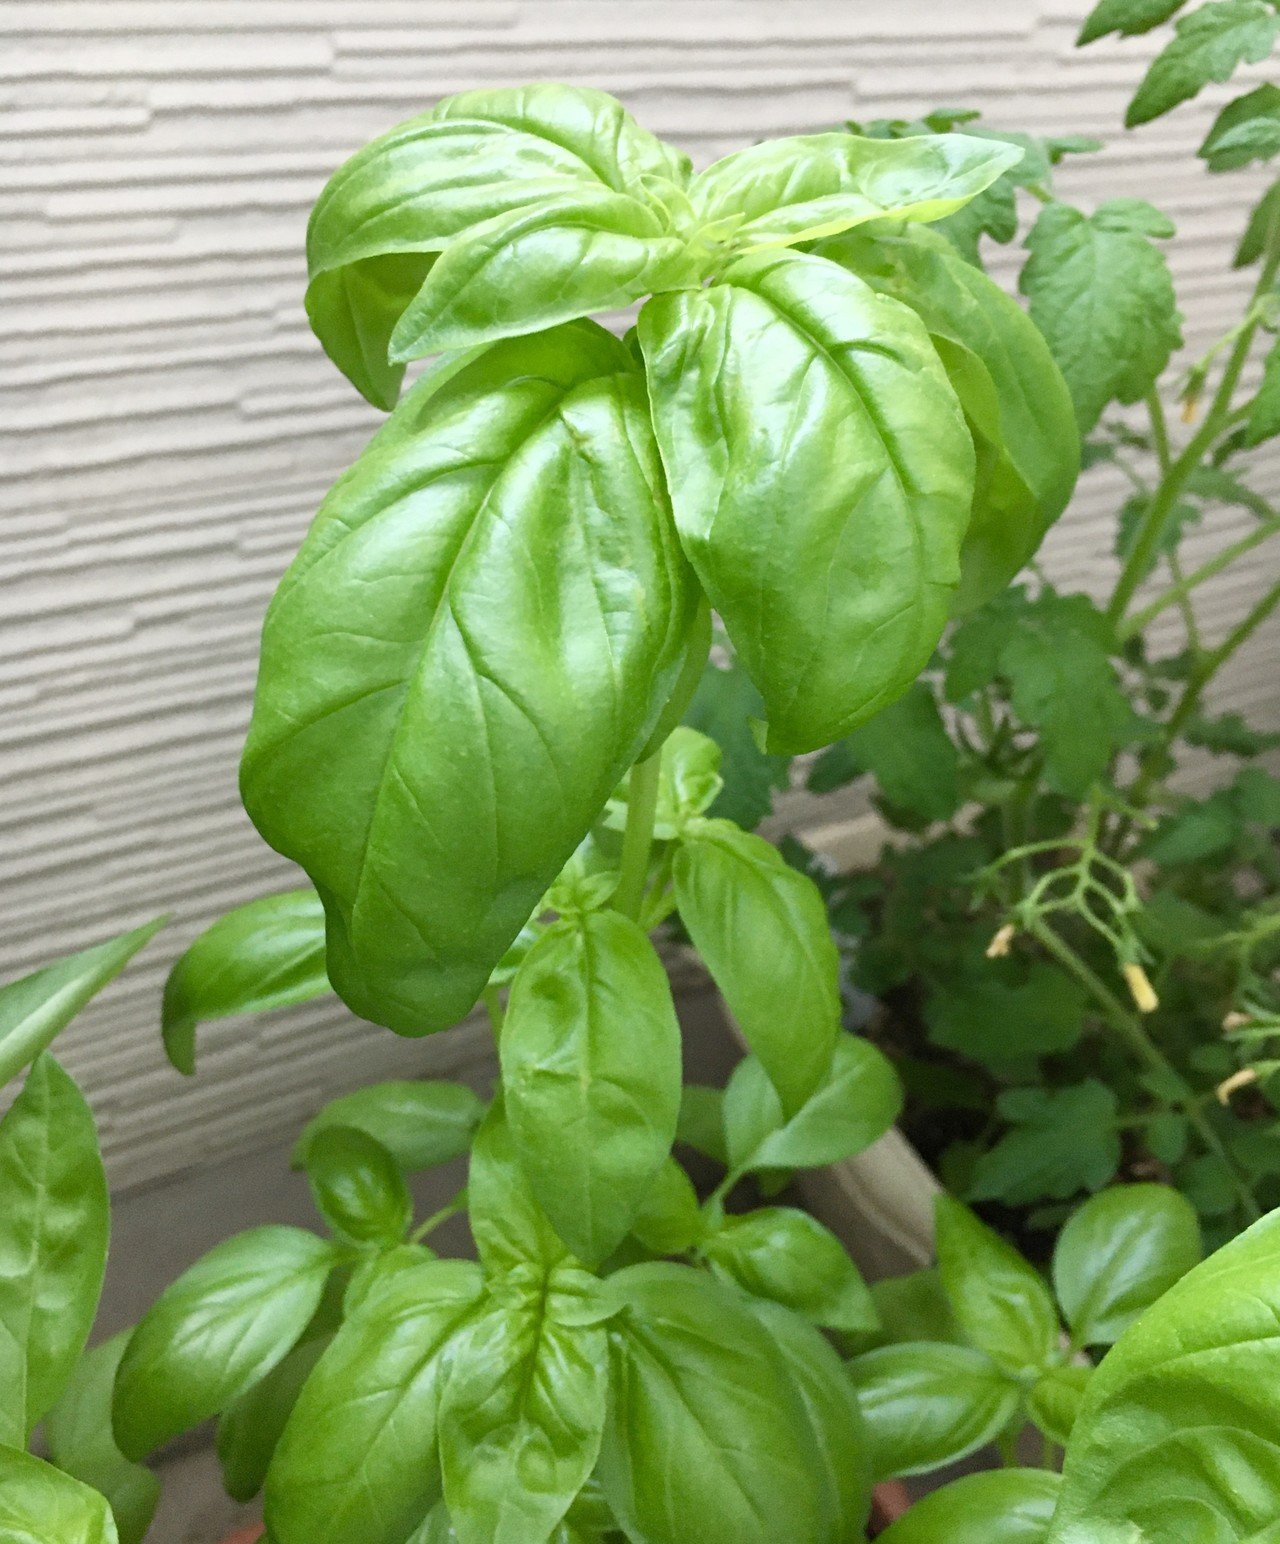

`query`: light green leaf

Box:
[467,1102,569,1277]
[1052,1184,1202,1347]
[0,919,163,1089]
[113,1226,335,1460]
[606,726,723,840]
[0,1055,108,1446]
[1021,200,1181,434]
[820,225,1078,612]
[628,1159,703,1255]
[162,891,328,1075]
[1028,1363,1092,1447]
[724,1035,903,1173]
[241,322,694,1035]
[689,131,1023,248]
[0,1445,118,1544]
[674,820,839,1115]
[868,1268,962,1349]
[293,1080,485,1172]
[45,1334,159,1544]
[640,245,973,753]
[1246,338,1280,446]
[265,1259,485,1544]
[935,1196,1060,1378]
[1049,1207,1280,1541]
[702,1206,877,1333]
[1079,0,1189,43]
[599,1263,832,1544]
[343,1243,439,1319]
[969,1082,1122,1206]
[1202,84,1280,170]
[879,1468,1060,1543]
[305,84,690,407]
[303,1125,413,1246]
[1127,1,1280,127]
[437,1276,608,1544]
[848,1340,1020,1481]
[216,1331,331,1504]
[501,909,681,1266]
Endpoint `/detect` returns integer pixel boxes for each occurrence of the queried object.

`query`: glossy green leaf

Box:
[0,1055,108,1446]
[1028,1362,1092,1447]
[723,1035,903,1173]
[702,1206,877,1333]
[689,131,1022,248]
[0,919,163,1088]
[501,909,682,1265]
[606,726,723,840]
[848,1340,1020,1481]
[599,1263,830,1544]
[162,891,328,1075]
[343,1242,438,1319]
[216,1331,331,1505]
[1048,1207,1280,1541]
[467,1102,569,1277]
[1201,84,1280,171]
[969,1082,1123,1206]
[0,1445,118,1544]
[820,224,1078,611]
[265,1259,485,1544]
[748,1298,871,1542]
[1021,200,1181,434]
[1078,0,1189,43]
[879,1468,1060,1544]
[303,1125,413,1245]
[293,1079,485,1172]
[1127,1,1280,127]
[629,1158,703,1255]
[305,84,691,406]
[674,820,840,1114]
[868,1268,961,1349]
[45,1334,159,1544]
[1052,1184,1201,1347]
[640,246,973,753]
[935,1196,1060,1378]
[437,1276,608,1544]
[242,322,694,1035]
[113,1226,335,1460]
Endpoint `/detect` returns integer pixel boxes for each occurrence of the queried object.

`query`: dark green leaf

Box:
[1202,83,1280,170]
[1079,0,1190,43]
[1246,338,1280,445]
[1236,178,1280,265]
[675,1085,728,1167]
[848,1340,1020,1480]
[1052,1184,1202,1347]
[1021,201,1181,433]
[162,891,328,1075]
[925,957,1089,1068]
[45,1334,159,1544]
[810,683,961,824]
[0,1056,108,1446]
[216,1332,331,1504]
[0,1445,119,1544]
[1144,790,1243,866]
[113,1226,335,1460]
[1185,710,1280,756]
[0,919,163,1088]
[501,909,682,1265]
[682,656,791,830]
[304,1126,413,1246]
[1028,1362,1092,1447]
[242,323,694,1035]
[640,246,973,753]
[293,1080,485,1172]
[969,1081,1122,1206]
[868,1269,962,1349]
[1127,1,1280,127]
[879,1468,1060,1543]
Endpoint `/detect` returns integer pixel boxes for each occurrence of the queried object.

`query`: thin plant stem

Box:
[614,747,664,922]
[1146,388,1172,475]
[1165,550,1203,656]
[410,1190,468,1244]
[1124,515,1280,636]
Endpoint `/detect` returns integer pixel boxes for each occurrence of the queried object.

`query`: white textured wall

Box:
[4,1,1279,1191]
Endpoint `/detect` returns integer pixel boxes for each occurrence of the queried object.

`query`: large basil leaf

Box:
[162,890,329,1074]
[468,1102,570,1277]
[0,919,163,1088]
[45,1334,160,1544]
[242,323,694,1035]
[0,1055,108,1446]
[748,1299,871,1542]
[879,1469,1060,1543]
[1052,1184,1201,1347]
[113,1226,336,1460]
[306,84,691,406]
[702,1206,877,1333]
[293,1079,485,1170]
[598,1264,830,1544]
[847,1341,1020,1480]
[688,131,1022,248]
[501,909,681,1266]
[1048,1208,1280,1542]
[935,1197,1060,1379]
[0,1445,118,1544]
[820,225,1079,611]
[640,246,973,752]
[673,820,840,1114]
[437,1276,608,1544]
[723,1034,902,1173]
[265,1259,485,1544]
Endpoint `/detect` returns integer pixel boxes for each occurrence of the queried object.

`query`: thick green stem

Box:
[1028,919,1260,1220]
[615,747,664,922]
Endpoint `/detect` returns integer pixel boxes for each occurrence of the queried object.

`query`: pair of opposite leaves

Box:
[241,85,1080,1034]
